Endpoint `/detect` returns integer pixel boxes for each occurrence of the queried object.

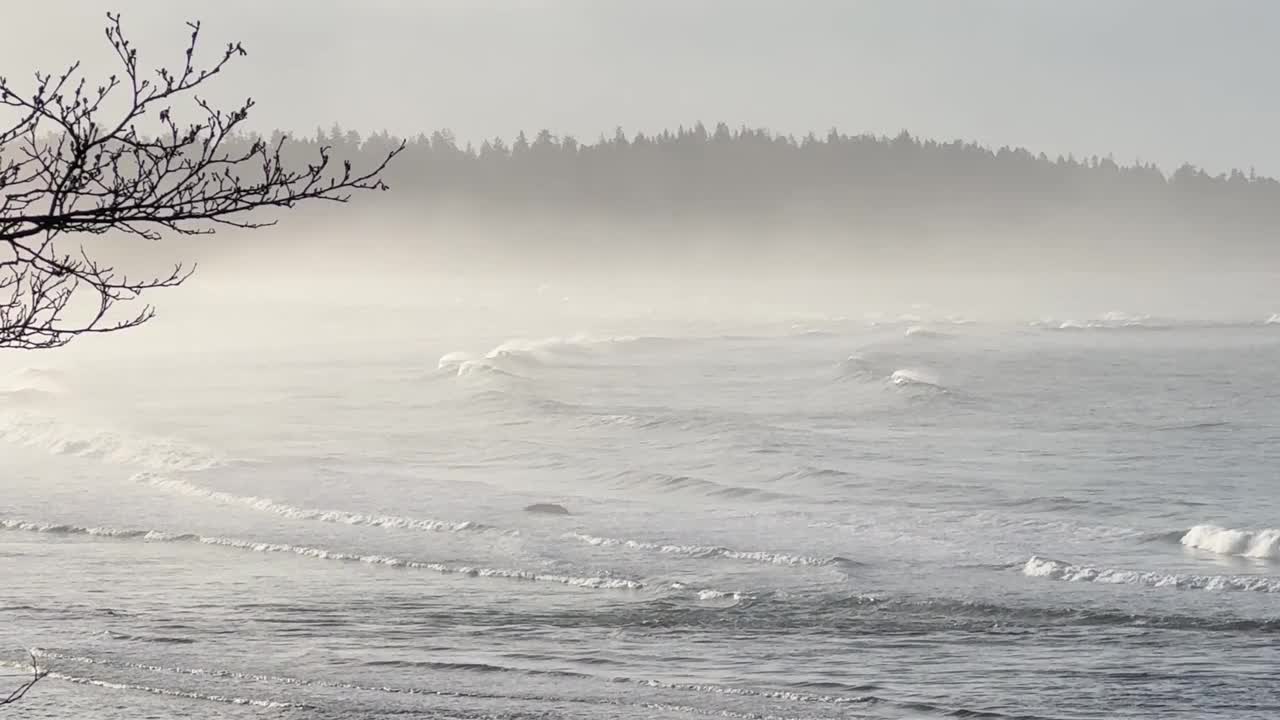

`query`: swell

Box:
[363,658,590,679]
[1022,556,1280,593]
[376,591,1280,635]
[871,595,1280,634]
[834,355,950,396]
[102,631,197,645]
[44,652,1062,720]
[42,652,844,719]
[0,518,641,590]
[0,657,295,709]
[608,470,798,502]
[133,473,493,535]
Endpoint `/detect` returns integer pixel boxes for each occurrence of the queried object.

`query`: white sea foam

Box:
[566,532,833,567]
[133,473,489,535]
[0,517,639,590]
[632,677,862,705]
[45,671,296,709]
[1181,525,1280,560]
[696,589,746,602]
[0,519,150,538]
[1022,556,1280,592]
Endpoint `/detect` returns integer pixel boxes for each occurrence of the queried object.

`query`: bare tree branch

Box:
[0,12,403,350]
[0,652,45,708]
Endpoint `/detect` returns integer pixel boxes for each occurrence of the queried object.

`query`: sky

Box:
[2,1,1277,175]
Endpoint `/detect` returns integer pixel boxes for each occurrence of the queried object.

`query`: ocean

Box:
[3,307,1279,719]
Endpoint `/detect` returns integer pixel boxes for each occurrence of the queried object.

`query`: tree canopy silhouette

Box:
[268,122,1280,259]
[0,13,401,350]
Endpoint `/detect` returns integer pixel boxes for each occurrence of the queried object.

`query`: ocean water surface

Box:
[2,309,1279,719]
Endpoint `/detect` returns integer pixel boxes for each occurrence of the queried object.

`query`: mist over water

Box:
[3,221,1280,718]
[7,0,1280,714]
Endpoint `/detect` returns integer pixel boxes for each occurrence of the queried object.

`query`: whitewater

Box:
[2,311,1279,719]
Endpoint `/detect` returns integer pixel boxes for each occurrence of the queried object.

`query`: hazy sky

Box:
[2,1,1276,175]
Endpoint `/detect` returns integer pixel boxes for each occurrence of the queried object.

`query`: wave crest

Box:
[566,532,836,567]
[889,368,944,390]
[0,367,69,401]
[1033,312,1169,331]
[436,351,476,372]
[442,334,651,378]
[0,519,150,538]
[1,517,640,590]
[134,474,490,535]
[1022,556,1280,593]
[0,413,219,471]
[1181,525,1280,560]
[903,326,952,340]
[44,670,297,709]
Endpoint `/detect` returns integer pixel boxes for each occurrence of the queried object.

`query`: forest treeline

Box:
[249,122,1280,247]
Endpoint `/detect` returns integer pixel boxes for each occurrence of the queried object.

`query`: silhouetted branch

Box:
[0,13,402,350]
[0,652,45,708]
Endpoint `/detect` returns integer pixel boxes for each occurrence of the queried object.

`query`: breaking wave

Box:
[0,519,156,539]
[835,354,878,380]
[565,532,838,567]
[0,413,219,472]
[0,367,69,401]
[889,368,944,390]
[903,326,952,340]
[695,589,747,602]
[453,359,527,380]
[1032,312,1280,332]
[0,518,640,590]
[441,334,646,377]
[1022,556,1280,593]
[133,473,492,535]
[437,351,476,372]
[1032,312,1172,331]
[838,356,950,393]
[1181,525,1280,560]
